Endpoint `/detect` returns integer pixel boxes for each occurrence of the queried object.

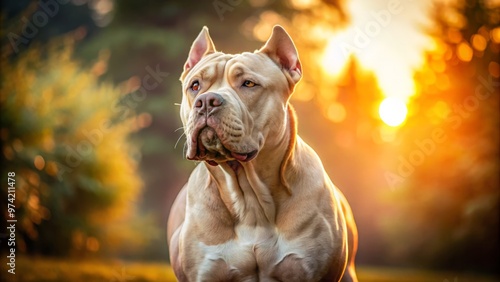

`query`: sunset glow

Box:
[321,0,430,100]
[322,34,352,77]
[379,97,407,127]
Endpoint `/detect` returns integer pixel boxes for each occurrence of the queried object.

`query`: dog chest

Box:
[192,224,324,281]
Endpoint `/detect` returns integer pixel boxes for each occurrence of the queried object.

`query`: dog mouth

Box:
[186,126,258,167]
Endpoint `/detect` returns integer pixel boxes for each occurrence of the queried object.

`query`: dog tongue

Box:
[231,152,248,161]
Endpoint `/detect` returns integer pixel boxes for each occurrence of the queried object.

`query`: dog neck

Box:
[204,105,297,225]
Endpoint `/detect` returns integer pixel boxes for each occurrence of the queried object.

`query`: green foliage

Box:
[0,38,151,256]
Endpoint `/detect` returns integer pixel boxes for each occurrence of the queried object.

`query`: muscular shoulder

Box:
[279,136,345,226]
[289,137,334,193]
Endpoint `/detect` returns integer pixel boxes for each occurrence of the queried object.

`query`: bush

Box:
[0,38,149,257]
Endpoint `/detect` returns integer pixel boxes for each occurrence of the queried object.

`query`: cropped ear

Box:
[259,25,302,85]
[184,26,216,73]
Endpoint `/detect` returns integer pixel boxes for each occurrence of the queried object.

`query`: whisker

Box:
[182,142,191,162]
[174,131,186,149]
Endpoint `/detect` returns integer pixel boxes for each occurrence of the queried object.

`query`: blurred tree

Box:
[1,0,100,55]
[383,0,499,273]
[0,33,153,256]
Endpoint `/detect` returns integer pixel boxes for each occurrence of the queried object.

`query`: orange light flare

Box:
[318,0,435,130]
[322,37,416,127]
[322,31,353,77]
[379,97,408,127]
[375,62,415,127]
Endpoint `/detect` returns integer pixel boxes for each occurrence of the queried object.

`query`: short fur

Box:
[167,25,358,282]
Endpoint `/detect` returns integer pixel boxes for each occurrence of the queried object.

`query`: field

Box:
[2,257,498,282]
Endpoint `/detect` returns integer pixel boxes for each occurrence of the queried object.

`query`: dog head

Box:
[179,26,302,166]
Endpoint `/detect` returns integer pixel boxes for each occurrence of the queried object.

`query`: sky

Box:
[323,0,433,102]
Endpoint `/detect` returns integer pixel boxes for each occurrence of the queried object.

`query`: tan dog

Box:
[167,25,358,282]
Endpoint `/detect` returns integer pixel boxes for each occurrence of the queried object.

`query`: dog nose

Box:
[194,92,224,115]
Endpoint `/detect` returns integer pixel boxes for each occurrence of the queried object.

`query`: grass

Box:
[3,257,499,282]
[5,257,176,282]
[357,266,499,282]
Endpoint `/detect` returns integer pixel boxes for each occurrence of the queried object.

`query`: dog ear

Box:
[184,26,216,73]
[259,25,302,85]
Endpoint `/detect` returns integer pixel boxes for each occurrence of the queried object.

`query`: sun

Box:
[379,97,408,127]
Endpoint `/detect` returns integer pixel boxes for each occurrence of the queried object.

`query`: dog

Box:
[167,25,358,282]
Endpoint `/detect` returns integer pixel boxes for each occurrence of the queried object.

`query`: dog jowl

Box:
[167,25,358,282]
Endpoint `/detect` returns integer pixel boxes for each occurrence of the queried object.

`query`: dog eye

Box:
[190,81,201,92]
[242,80,257,88]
